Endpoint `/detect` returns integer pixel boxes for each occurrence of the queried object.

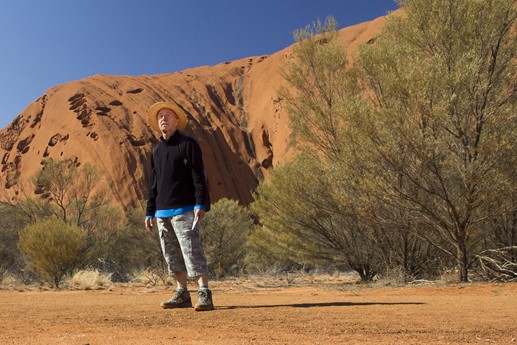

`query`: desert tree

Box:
[253,17,435,282]
[278,17,351,162]
[34,158,109,227]
[352,0,517,281]
[1,158,109,228]
[252,154,383,282]
[277,18,383,280]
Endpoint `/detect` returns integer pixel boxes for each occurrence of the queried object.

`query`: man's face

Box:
[157,108,178,135]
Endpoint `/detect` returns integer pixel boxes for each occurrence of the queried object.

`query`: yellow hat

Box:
[147,101,188,132]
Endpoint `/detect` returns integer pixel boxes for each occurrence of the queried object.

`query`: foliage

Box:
[254,0,517,283]
[34,158,108,226]
[0,205,22,277]
[0,197,54,283]
[251,154,384,282]
[0,159,166,283]
[352,0,517,281]
[88,206,163,277]
[279,17,353,161]
[200,198,254,277]
[255,16,437,282]
[18,218,87,288]
[245,223,306,274]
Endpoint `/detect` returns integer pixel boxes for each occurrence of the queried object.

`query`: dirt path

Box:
[0,278,516,344]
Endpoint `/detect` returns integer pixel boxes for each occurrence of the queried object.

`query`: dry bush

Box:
[374,267,408,287]
[0,272,19,287]
[439,268,460,284]
[70,269,111,290]
[18,218,86,288]
[132,268,173,287]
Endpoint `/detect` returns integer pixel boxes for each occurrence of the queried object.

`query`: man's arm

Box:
[145,150,157,228]
[188,138,210,209]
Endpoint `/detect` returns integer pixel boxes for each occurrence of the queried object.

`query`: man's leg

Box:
[175,271,188,290]
[156,218,192,309]
[195,273,213,311]
[170,212,209,278]
[197,274,208,288]
[171,212,213,311]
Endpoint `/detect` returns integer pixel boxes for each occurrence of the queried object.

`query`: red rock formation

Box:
[0,15,387,211]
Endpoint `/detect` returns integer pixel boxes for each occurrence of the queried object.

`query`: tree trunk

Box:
[457,229,469,282]
[352,264,376,283]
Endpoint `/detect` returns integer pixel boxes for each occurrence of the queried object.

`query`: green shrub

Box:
[201,198,254,277]
[85,206,163,277]
[0,215,19,278]
[18,218,86,288]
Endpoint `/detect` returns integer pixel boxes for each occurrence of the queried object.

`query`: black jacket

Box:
[146,131,209,217]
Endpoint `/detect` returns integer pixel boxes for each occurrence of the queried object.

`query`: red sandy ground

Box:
[0,276,516,345]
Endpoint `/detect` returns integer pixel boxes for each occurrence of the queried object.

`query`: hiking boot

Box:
[194,289,214,311]
[160,289,192,309]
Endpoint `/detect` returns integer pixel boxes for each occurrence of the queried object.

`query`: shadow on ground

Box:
[218,301,425,310]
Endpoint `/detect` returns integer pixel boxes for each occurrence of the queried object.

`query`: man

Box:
[145,101,213,311]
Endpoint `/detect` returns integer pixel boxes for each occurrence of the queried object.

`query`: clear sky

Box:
[0,0,398,129]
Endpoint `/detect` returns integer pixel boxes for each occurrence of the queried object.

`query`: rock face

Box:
[0,16,386,211]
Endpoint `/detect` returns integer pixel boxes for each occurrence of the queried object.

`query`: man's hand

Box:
[145,217,154,232]
[194,208,206,221]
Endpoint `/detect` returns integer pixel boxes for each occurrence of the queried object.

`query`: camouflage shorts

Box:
[156,211,208,277]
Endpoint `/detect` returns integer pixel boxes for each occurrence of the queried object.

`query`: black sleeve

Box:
[145,150,157,217]
[188,138,209,208]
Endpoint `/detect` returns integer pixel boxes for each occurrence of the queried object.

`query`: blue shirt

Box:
[147,204,205,218]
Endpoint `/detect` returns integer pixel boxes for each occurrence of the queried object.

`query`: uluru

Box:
[0,15,387,211]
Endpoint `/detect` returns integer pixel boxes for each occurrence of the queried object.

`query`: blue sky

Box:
[0,0,398,129]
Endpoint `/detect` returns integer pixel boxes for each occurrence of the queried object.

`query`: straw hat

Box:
[147,101,188,132]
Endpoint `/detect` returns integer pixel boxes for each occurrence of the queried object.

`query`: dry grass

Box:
[69,269,112,290]
[0,273,19,287]
[131,268,174,287]
[0,268,475,292]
